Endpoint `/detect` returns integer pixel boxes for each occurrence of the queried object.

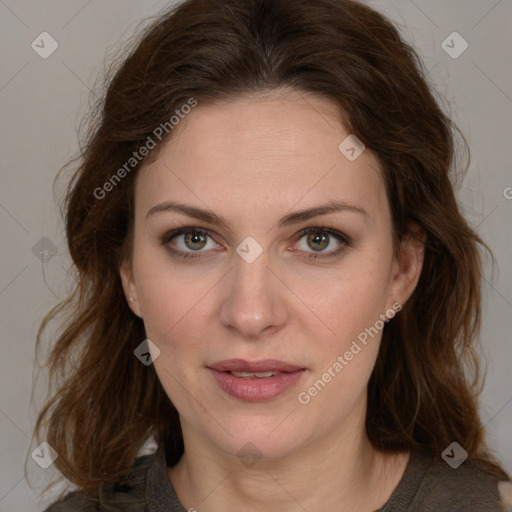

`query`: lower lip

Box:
[208,368,305,401]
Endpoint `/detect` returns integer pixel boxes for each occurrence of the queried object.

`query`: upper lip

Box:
[208,359,304,372]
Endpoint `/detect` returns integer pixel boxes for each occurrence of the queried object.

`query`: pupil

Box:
[309,232,328,251]
[183,231,330,252]
[186,232,206,250]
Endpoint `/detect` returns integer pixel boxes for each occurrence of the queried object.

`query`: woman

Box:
[34,0,511,510]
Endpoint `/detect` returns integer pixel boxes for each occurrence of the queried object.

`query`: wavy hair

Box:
[31,0,509,498]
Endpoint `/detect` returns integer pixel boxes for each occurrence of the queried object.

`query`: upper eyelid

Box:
[164,226,349,249]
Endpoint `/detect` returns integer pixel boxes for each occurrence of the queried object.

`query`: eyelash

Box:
[160,226,351,261]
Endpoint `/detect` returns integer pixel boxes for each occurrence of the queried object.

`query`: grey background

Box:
[0,1,511,510]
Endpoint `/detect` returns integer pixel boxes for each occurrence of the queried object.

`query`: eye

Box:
[160,225,351,261]
[294,226,350,260]
[161,227,220,259]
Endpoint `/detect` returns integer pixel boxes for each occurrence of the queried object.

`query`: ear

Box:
[120,258,143,318]
[387,222,426,309]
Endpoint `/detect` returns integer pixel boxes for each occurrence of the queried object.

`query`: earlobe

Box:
[389,222,427,307]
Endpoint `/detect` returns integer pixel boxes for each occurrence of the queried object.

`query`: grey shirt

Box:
[43,442,504,511]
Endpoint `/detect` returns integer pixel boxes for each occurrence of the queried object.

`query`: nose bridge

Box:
[219,245,286,337]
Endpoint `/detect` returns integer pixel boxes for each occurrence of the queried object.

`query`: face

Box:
[121,88,424,462]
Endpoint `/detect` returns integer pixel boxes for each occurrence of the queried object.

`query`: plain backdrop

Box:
[0,1,511,510]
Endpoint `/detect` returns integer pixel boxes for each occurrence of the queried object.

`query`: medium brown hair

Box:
[31,0,509,498]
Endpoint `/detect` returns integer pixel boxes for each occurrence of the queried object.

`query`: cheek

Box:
[134,255,209,404]
[133,246,204,342]
[318,259,392,343]
[297,274,390,416]
[300,252,393,404]
[139,279,206,345]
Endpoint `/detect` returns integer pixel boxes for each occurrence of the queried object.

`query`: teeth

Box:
[230,371,277,378]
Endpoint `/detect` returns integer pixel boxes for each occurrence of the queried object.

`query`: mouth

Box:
[207,359,306,401]
[225,370,283,379]
[208,358,304,373]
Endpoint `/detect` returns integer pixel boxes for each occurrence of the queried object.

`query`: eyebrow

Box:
[146,199,368,229]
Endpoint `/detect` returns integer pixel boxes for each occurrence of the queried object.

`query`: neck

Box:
[168,402,409,512]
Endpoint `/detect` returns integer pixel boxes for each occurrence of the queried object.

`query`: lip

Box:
[208,359,304,373]
[207,359,306,402]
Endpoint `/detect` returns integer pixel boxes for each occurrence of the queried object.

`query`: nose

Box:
[219,248,289,339]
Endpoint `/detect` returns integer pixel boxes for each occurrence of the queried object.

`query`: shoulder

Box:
[42,490,99,512]
[410,450,505,511]
[42,450,159,512]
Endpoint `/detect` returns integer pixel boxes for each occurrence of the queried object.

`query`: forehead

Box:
[136,88,388,229]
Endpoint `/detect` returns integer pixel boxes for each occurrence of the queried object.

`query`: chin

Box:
[201,415,312,464]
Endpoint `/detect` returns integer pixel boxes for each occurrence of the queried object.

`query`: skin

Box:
[120,87,426,512]
[499,481,512,511]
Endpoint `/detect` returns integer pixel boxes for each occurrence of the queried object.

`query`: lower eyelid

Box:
[163,228,350,259]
